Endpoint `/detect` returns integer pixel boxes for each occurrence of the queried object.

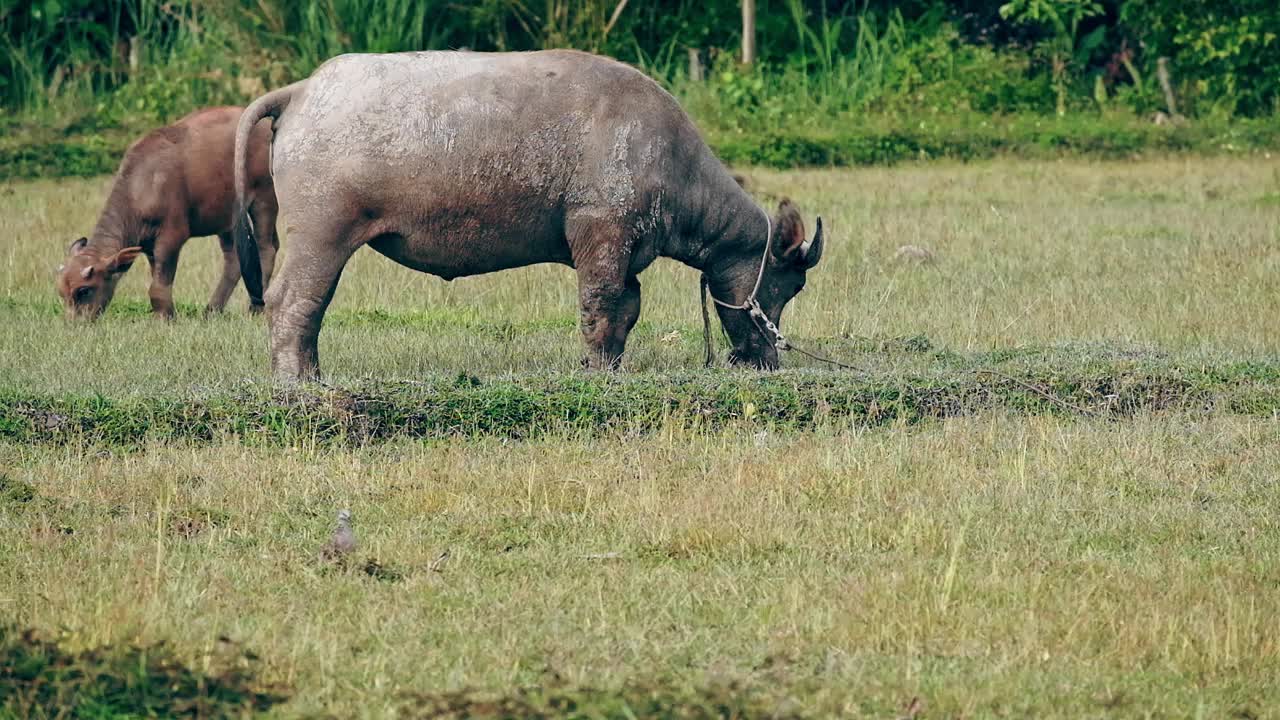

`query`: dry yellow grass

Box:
[4,414,1279,716]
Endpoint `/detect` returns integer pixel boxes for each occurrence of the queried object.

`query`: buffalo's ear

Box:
[802,216,824,269]
[108,246,143,274]
[772,199,806,263]
[69,237,89,255]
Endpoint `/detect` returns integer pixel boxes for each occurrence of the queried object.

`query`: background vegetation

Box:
[1,0,1276,178]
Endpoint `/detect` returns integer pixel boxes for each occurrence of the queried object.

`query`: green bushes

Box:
[707,114,1280,167]
[0,132,126,179]
[2,112,1274,182]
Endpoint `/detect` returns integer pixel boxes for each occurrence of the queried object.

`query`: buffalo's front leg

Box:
[577,273,642,370]
[264,226,354,381]
[568,216,644,370]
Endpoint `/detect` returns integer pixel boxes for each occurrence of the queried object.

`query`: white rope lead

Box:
[708,208,772,311]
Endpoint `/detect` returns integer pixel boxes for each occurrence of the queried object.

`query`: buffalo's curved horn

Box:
[802,216,824,268]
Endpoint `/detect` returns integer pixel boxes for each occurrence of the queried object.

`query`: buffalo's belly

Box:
[363,200,572,280]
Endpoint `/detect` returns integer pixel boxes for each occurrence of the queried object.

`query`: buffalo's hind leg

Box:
[264,214,357,381]
[249,196,281,314]
[206,232,240,316]
[570,219,643,370]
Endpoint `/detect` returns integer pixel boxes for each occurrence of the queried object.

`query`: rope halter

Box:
[701,208,791,356]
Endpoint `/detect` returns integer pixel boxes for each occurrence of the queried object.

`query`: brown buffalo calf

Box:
[57,106,278,320]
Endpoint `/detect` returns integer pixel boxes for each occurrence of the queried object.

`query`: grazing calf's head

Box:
[718,199,825,370]
[56,238,143,320]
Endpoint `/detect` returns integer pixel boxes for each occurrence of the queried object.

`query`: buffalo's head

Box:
[713,199,824,370]
[56,238,143,320]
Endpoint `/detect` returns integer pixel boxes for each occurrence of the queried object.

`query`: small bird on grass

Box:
[318,509,356,564]
[428,549,451,572]
[893,244,936,263]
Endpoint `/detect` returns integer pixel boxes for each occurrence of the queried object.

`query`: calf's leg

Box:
[148,233,186,320]
[206,232,240,315]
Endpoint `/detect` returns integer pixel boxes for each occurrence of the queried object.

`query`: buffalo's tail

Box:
[234,80,305,308]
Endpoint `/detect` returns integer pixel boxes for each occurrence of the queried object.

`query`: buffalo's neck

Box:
[664,157,770,303]
[87,180,145,254]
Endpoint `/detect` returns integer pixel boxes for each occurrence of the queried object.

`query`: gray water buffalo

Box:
[57,106,279,320]
[234,49,824,379]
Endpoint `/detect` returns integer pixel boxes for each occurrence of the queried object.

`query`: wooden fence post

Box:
[1156,57,1179,118]
[688,47,703,81]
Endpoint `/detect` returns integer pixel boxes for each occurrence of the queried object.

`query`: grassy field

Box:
[2,158,1279,717]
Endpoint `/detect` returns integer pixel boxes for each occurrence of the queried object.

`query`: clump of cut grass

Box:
[0,473,38,507]
[2,360,1278,447]
[0,625,288,718]
[398,671,808,719]
[167,505,231,539]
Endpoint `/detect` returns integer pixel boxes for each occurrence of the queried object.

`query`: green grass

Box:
[4,158,1280,390]
[2,159,1279,716]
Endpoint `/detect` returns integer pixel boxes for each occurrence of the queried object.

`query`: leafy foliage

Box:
[1,0,1275,129]
[999,0,1105,114]
[1121,0,1279,115]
